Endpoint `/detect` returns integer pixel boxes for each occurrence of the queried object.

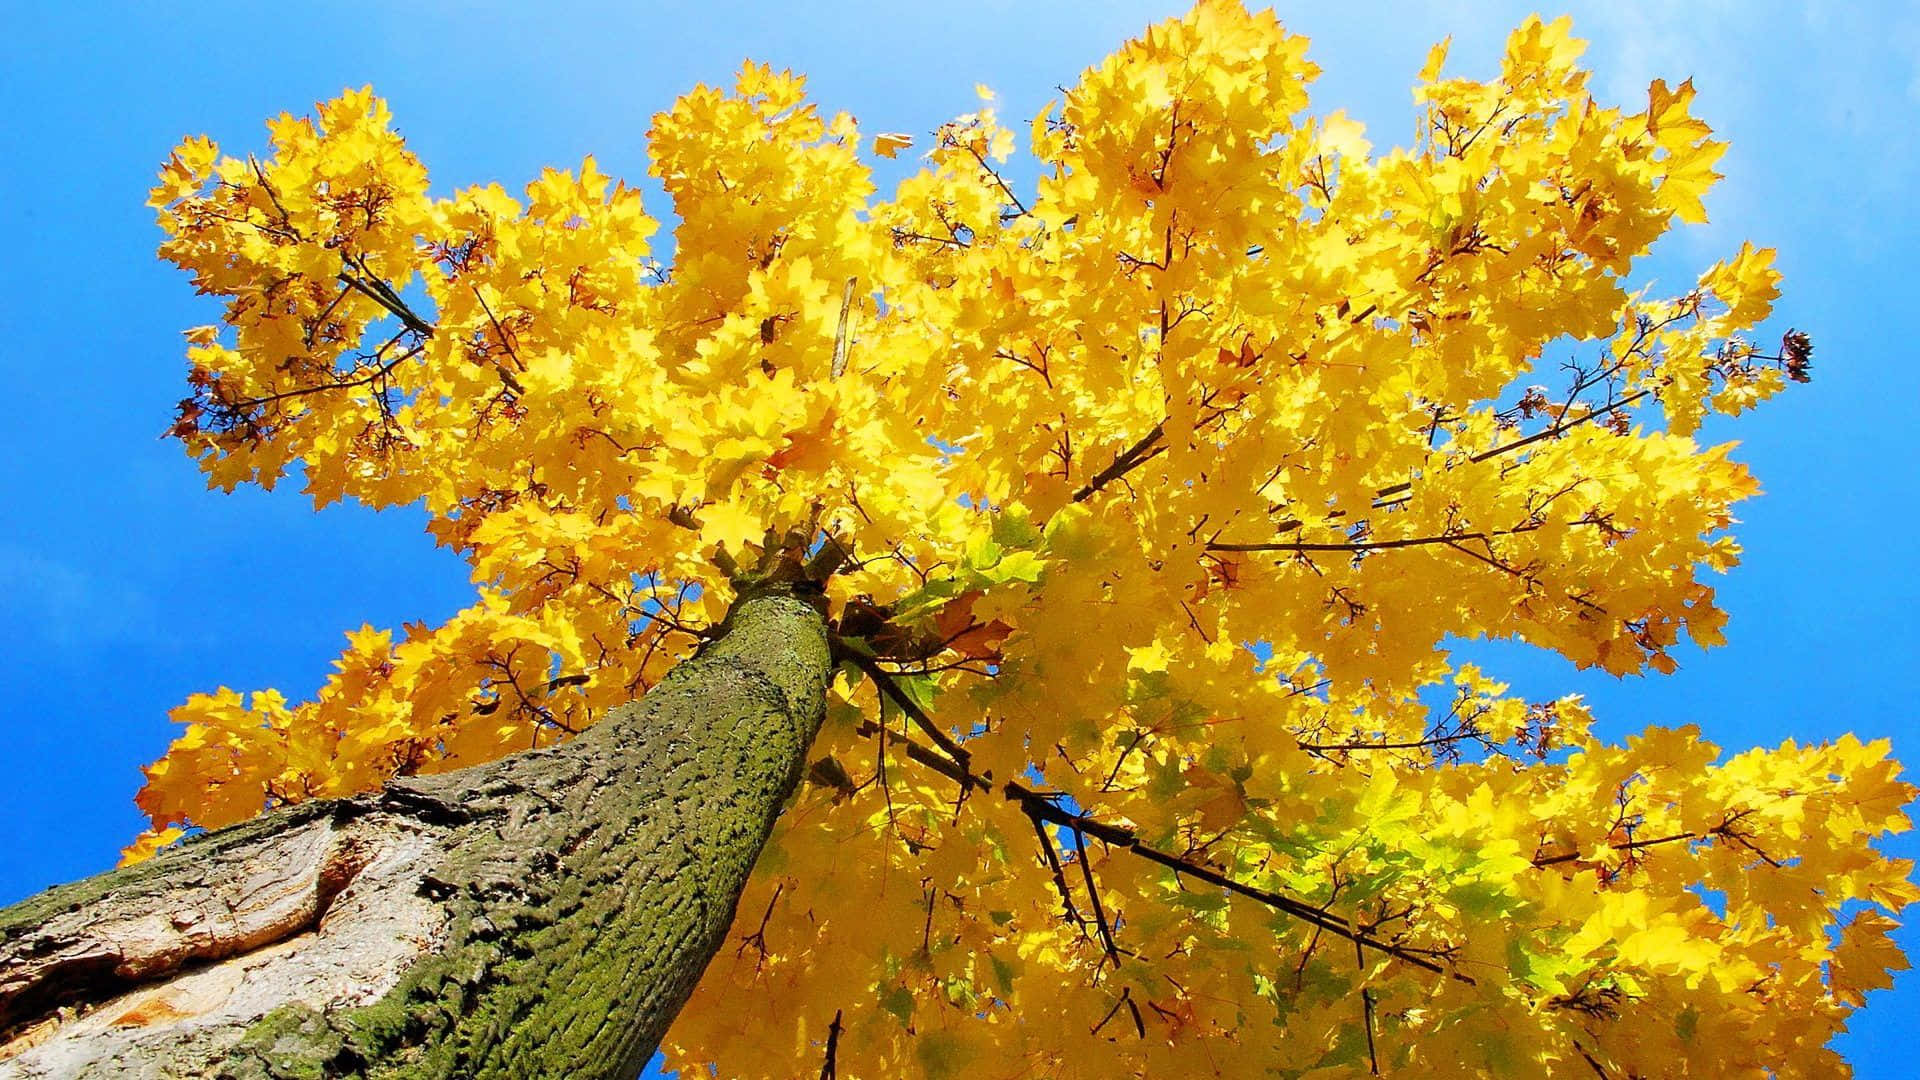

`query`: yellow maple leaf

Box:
[697,499,766,556]
[1832,910,1910,1007]
[872,131,914,158]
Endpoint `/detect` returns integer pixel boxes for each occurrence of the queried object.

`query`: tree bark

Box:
[0,585,832,1080]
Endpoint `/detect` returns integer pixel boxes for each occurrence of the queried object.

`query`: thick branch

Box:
[1073,422,1167,503]
[852,689,1470,983]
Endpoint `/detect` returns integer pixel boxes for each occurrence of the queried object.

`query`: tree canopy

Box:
[129,2,1911,1075]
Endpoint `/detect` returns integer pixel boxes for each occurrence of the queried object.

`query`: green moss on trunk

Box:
[0,586,831,1080]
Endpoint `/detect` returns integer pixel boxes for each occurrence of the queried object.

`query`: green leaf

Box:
[988,550,1046,584]
[1169,889,1230,913]
[1448,877,1519,920]
[1506,936,1572,998]
[893,577,964,618]
[889,672,939,716]
[964,533,1004,570]
[991,504,1042,548]
[916,1030,976,1080]
[990,953,1016,993]
[1041,503,1095,558]
[879,983,916,1026]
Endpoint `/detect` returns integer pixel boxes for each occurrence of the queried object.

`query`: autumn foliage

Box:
[133,3,1910,1075]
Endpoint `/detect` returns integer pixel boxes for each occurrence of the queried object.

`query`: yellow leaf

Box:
[1418,36,1451,82]
[872,132,914,158]
[118,826,187,866]
[1831,910,1910,1007]
[698,499,766,555]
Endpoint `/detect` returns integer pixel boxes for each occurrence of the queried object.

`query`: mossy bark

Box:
[0,586,831,1080]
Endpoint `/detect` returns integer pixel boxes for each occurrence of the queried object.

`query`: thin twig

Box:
[1026,806,1086,927]
[852,696,1471,982]
[849,651,972,771]
[1073,825,1125,967]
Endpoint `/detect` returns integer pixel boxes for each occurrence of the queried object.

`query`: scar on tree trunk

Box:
[0,562,835,1080]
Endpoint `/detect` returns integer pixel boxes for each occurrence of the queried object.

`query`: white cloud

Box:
[0,545,160,651]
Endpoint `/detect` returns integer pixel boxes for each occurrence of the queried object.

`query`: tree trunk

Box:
[0,585,832,1080]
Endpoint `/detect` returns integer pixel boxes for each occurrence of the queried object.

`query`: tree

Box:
[0,1,1911,1075]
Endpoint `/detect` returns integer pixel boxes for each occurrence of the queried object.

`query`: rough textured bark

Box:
[0,585,832,1079]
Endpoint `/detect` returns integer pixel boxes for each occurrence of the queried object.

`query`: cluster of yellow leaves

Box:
[134,3,1910,1076]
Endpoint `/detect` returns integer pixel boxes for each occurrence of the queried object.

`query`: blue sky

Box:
[1,1,1914,1074]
